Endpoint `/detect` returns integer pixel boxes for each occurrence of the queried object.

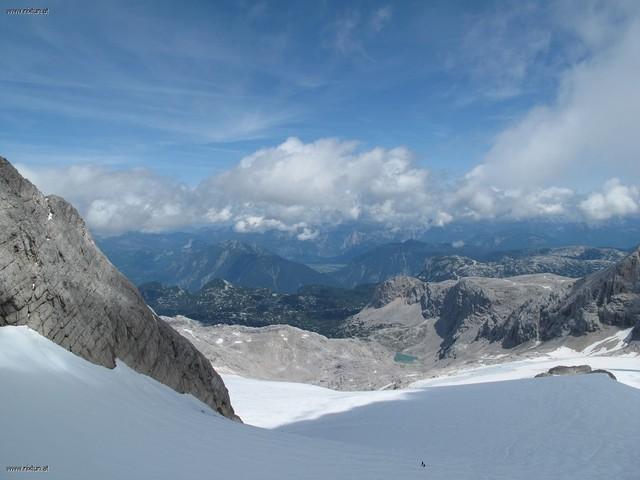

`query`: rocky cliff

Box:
[351,273,575,360]
[543,247,640,340]
[0,156,237,420]
[418,247,626,282]
[349,247,640,360]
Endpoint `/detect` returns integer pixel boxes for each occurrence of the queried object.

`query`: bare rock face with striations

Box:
[418,247,626,283]
[349,246,640,364]
[0,156,238,420]
[542,247,640,340]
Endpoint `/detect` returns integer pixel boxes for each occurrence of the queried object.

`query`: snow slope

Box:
[225,329,640,429]
[279,374,640,480]
[3,325,639,480]
[222,374,410,428]
[225,372,640,480]
[223,331,640,480]
[0,326,424,480]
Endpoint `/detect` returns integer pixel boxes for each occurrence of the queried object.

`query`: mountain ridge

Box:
[0,156,237,419]
[100,235,332,293]
[348,246,640,363]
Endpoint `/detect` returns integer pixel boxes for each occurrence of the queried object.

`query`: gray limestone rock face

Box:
[535,365,617,380]
[165,316,418,390]
[0,156,238,420]
[418,247,626,283]
[543,247,640,340]
[370,275,428,308]
[352,273,575,360]
[352,247,640,360]
[548,365,593,375]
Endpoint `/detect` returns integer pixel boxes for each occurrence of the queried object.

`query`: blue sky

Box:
[1,0,561,179]
[3,1,640,234]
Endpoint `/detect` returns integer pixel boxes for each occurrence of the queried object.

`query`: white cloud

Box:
[15,164,199,234]
[202,137,436,228]
[13,137,640,236]
[448,172,575,221]
[14,138,437,235]
[233,216,296,234]
[475,2,640,189]
[580,178,639,221]
[8,3,640,236]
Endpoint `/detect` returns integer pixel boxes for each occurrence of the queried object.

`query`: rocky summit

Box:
[417,246,626,282]
[348,247,640,366]
[0,156,237,420]
[543,247,640,340]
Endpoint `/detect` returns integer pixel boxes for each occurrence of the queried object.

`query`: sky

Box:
[2,0,640,237]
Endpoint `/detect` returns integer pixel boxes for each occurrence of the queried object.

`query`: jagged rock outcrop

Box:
[418,247,626,282]
[351,247,640,359]
[535,365,617,380]
[371,276,429,308]
[0,157,238,420]
[351,273,575,360]
[542,247,640,340]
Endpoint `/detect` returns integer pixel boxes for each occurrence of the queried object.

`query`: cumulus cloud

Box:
[580,178,639,220]
[15,138,439,235]
[15,164,199,234]
[14,136,640,235]
[447,171,575,221]
[201,137,436,228]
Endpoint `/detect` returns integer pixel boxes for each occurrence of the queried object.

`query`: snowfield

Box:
[2,326,639,480]
[0,327,424,480]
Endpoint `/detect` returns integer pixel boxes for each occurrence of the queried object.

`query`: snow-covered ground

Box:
[225,328,640,429]
[226,367,640,479]
[0,326,424,480]
[411,328,640,390]
[224,329,640,480]
[277,374,640,480]
[222,374,409,428]
[2,325,639,480]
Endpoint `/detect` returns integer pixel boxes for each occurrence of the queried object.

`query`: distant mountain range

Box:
[100,237,328,293]
[163,245,640,392]
[327,240,457,288]
[100,229,633,293]
[98,219,640,265]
